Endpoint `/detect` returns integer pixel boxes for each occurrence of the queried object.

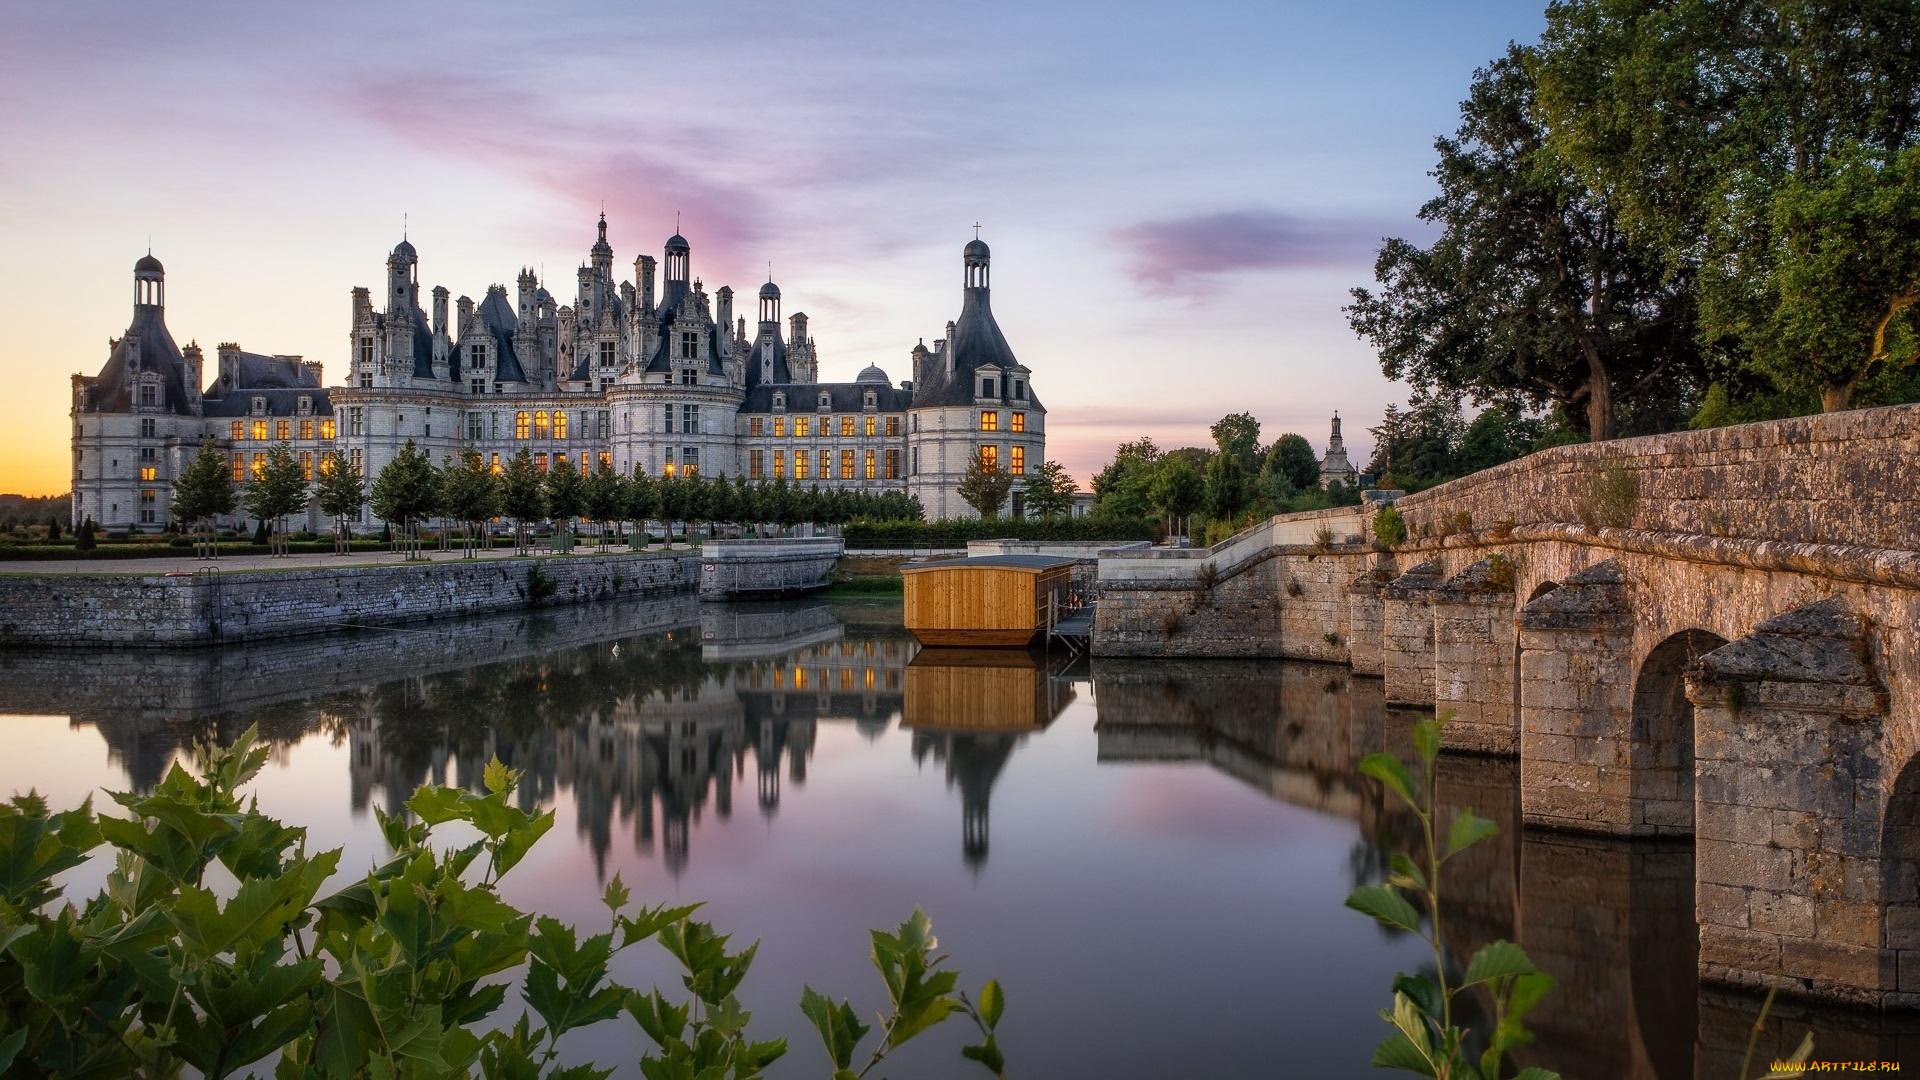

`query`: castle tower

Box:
[1318,411,1359,489]
[590,211,613,278]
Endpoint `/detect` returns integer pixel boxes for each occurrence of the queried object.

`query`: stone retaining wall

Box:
[698,538,842,600]
[0,551,700,647]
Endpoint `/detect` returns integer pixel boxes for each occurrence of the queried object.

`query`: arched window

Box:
[514,411,530,439]
[533,410,550,437]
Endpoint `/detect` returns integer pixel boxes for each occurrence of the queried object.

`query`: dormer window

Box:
[297,395,313,416]
[1012,379,1025,400]
[979,377,997,398]
[251,396,267,416]
[818,392,831,409]
[772,392,786,411]
[864,391,876,408]
[139,384,156,407]
[679,369,697,387]
[681,332,700,359]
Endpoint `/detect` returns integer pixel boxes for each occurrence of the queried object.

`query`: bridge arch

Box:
[1630,629,1725,836]
[1883,755,1920,965]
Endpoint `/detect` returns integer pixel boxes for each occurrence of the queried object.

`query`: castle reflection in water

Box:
[4,597,1917,1073]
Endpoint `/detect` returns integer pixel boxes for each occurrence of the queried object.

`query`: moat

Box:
[1,597,1913,1075]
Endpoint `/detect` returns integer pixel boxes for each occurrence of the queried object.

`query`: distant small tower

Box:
[134,251,164,308]
[590,211,613,277]
[1319,411,1359,489]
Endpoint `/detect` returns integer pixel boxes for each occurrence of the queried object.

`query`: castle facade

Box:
[72,222,1043,530]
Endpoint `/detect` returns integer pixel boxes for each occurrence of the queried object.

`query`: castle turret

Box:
[431,286,449,337]
[716,285,733,333]
[134,251,164,308]
[590,212,613,277]
[518,268,538,321]
[636,254,655,311]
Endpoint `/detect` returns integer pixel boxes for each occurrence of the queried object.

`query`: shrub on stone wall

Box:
[842,515,1152,547]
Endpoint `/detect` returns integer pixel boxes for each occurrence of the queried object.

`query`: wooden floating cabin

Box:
[903,647,1074,732]
[901,555,1076,647]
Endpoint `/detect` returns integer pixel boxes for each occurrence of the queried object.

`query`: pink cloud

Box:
[1112,210,1383,296]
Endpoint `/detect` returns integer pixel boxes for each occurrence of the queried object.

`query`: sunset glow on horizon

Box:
[0,0,1545,497]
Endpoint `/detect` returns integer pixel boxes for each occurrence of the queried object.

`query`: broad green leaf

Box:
[603,872,630,914]
[961,1033,1006,1075]
[1371,1030,1439,1075]
[1461,940,1538,987]
[1358,752,1417,807]
[482,756,515,795]
[0,1025,23,1073]
[1345,883,1422,933]
[1412,716,1442,764]
[799,985,869,1069]
[1445,810,1498,858]
[978,978,1004,1029]
[1388,852,1428,891]
[405,786,465,825]
[1390,972,1443,1021]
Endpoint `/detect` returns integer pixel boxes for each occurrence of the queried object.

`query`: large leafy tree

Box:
[171,440,237,557]
[244,442,309,556]
[500,449,546,554]
[1090,436,1159,521]
[439,450,502,557]
[1148,455,1204,540]
[1367,393,1470,491]
[1209,412,1262,471]
[1261,434,1321,493]
[1347,46,1699,440]
[1534,0,1920,410]
[1203,449,1249,524]
[957,454,1014,520]
[544,460,587,549]
[313,450,365,554]
[583,461,624,549]
[1023,460,1076,519]
[371,439,439,559]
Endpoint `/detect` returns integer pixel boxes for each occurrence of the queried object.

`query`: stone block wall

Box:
[698,537,842,599]
[1274,553,1354,664]
[1393,403,1920,551]
[1381,560,1442,706]
[0,551,700,647]
[1430,560,1519,753]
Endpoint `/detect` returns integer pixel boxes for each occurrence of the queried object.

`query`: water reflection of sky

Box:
[6,597,1902,1075]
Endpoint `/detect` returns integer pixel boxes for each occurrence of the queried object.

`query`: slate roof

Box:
[86,303,194,415]
[212,350,320,392]
[910,278,1041,411]
[201,386,334,417]
[476,288,528,383]
[739,381,913,414]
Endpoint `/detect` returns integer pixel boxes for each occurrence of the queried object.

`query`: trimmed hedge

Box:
[842,515,1153,547]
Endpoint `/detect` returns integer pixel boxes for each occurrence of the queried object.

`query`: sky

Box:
[0,0,1547,497]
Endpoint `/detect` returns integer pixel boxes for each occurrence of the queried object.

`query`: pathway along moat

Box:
[1,597,1914,1074]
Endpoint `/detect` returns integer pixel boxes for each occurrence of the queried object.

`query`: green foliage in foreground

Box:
[0,727,1007,1078]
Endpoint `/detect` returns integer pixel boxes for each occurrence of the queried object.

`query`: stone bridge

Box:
[1093,404,1920,1009]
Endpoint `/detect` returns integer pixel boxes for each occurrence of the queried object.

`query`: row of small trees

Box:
[169,439,928,560]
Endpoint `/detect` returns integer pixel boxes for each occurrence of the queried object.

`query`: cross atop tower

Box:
[973,221,982,239]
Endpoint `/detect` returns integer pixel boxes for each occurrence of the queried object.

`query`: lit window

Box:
[818,449,830,478]
[299,419,314,439]
[535,453,549,474]
[885,449,899,479]
[320,419,336,439]
[773,416,786,437]
[250,453,267,480]
[599,452,611,469]
[489,453,502,474]
[1011,446,1025,475]
[319,455,335,477]
[750,417,764,437]
[840,449,854,479]
[980,445,997,470]
[515,411,530,439]
[533,410,550,438]
[750,449,764,478]
[299,451,313,480]
[1011,412,1025,433]
[684,448,699,476]
[662,448,675,477]
[274,419,289,441]
[138,466,156,481]
[795,452,809,479]
[865,415,876,437]
[885,416,899,437]
[252,420,269,441]
[773,450,785,477]
[840,416,855,437]
[230,455,244,482]
[864,448,876,479]
[230,421,244,440]
[580,457,590,477]
[554,410,568,439]
[795,416,810,437]
[979,411,997,431]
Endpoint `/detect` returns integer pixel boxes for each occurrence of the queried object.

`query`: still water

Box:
[1,596,1912,1076]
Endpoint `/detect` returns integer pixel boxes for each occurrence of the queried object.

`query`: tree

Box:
[172,440,238,558]
[957,454,1014,520]
[624,467,657,546]
[1346,47,1700,440]
[439,450,502,558]
[46,516,60,541]
[1261,434,1320,493]
[583,461,624,550]
[1209,412,1262,471]
[1454,405,1543,476]
[314,451,365,555]
[1367,392,1469,491]
[1147,455,1204,541]
[731,474,760,537]
[1090,436,1160,521]
[370,440,439,559]
[244,443,309,557]
[500,450,545,554]
[1534,0,1920,411]
[544,460,586,550]
[1203,447,1249,524]
[1023,460,1076,519]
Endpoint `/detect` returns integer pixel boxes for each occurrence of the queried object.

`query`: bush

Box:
[1372,506,1407,547]
[842,515,1152,547]
[0,727,1011,1078]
